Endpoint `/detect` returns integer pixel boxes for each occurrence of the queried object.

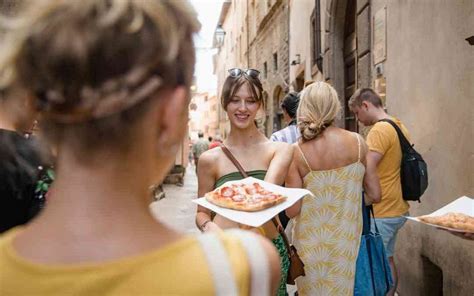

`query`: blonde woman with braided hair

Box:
[285,82,381,295]
[0,1,281,295]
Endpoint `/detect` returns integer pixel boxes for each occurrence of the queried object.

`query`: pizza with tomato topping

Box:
[418,212,474,232]
[205,182,287,212]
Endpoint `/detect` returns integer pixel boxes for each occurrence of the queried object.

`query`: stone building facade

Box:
[291,0,473,295]
[214,0,290,137]
[218,0,473,294]
[189,92,219,138]
[247,0,290,136]
[288,0,324,91]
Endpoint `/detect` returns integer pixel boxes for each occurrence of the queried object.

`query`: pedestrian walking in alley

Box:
[285,82,381,295]
[208,134,223,149]
[349,88,411,296]
[192,131,209,167]
[195,68,293,296]
[0,1,280,295]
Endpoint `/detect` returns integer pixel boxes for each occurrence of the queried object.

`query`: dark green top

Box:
[214,169,290,295]
[214,170,267,188]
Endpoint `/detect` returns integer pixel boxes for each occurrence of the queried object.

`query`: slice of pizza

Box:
[205,182,287,212]
[418,212,474,232]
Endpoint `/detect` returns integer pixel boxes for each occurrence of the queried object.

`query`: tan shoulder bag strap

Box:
[220,144,249,178]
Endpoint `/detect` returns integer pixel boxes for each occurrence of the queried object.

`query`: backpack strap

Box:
[197,233,239,296]
[378,119,411,151]
[228,230,271,296]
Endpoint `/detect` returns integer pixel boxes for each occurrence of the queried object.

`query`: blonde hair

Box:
[297,81,341,141]
[0,0,199,154]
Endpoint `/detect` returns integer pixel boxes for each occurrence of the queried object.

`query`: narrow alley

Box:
[150,165,199,235]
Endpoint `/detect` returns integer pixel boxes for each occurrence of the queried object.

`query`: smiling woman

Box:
[221,68,264,113]
[195,68,294,296]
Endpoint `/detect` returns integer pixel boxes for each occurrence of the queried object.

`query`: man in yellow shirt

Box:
[350,88,409,296]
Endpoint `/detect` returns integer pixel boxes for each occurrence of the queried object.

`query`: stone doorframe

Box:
[323,0,371,127]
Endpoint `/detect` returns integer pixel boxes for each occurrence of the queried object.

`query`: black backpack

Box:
[379,119,428,202]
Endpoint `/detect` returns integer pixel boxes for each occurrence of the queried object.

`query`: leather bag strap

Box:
[220,144,249,178]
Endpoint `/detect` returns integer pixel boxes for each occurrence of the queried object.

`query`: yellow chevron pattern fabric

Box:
[292,162,364,296]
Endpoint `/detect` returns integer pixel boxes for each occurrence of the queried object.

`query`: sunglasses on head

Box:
[228,68,260,79]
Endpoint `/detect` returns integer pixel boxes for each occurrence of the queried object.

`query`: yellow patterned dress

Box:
[292,139,364,295]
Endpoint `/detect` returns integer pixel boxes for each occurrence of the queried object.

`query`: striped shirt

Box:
[270,124,300,144]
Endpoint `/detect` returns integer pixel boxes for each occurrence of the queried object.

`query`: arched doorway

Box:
[343,0,357,132]
[324,0,371,132]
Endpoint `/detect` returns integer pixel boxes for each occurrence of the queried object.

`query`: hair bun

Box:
[300,120,332,141]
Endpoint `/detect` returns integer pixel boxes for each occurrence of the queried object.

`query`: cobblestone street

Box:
[150,165,199,234]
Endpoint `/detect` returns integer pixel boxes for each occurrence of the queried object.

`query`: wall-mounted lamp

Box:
[214,25,226,48]
[290,54,301,66]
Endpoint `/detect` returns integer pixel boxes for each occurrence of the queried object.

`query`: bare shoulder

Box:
[269,141,293,153]
[198,147,221,164]
[197,148,221,177]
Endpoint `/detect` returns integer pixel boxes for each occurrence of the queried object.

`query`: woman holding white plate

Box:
[195,68,293,295]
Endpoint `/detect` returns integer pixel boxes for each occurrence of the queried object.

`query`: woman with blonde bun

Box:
[285,82,381,295]
[0,1,280,295]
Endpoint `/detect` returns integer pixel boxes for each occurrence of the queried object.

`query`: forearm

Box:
[196,210,211,229]
[196,210,221,232]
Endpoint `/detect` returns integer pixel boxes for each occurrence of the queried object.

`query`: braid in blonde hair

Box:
[297,82,341,141]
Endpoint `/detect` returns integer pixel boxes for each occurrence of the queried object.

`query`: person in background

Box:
[196,68,293,296]
[208,134,223,149]
[270,91,300,144]
[270,91,300,230]
[0,1,280,295]
[192,131,209,167]
[286,82,380,295]
[349,88,410,296]
[188,140,194,166]
[0,86,51,233]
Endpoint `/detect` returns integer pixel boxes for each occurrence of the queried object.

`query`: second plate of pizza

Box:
[406,196,474,233]
[193,177,313,227]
